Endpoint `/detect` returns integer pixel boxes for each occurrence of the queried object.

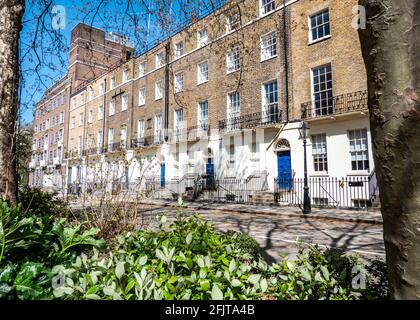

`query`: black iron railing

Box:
[219,103,281,133]
[187,123,210,140]
[83,147,102,156]
[131,132,164,148]
[103,142,127,153]
[274,175,375,209]
[301,90,368,120]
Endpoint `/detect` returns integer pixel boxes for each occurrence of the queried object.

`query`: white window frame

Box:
[227,47,241,74]
[348,129,370,172]
[98,105,104,120]
[197,28,208,47]
[89,87,95,100]
[138,88,146,106]
[109,99,116,116]
[154,113,163,143]
[71,116,75,129]
[227,91,241,131]
[262,79,279,123]
[99,82,105,95]
[139,62,146,76]
[155,80,163,100]
[123,69,129,83]
[198,101,209,131]
[88,110,93,124]
[156,52,164,68]
[261,31,277,62]
[260,0,276,16]
[79,93,85,106]
[110,76,116,89]
[226,12,240,33]
[308,8,331,44]
[197,61,209,85]
[97,130,103,150]
[137,119,145,139]
[108,128,114,148]
[174,72,184,93]
[174,41,184,59]
[311,63,333,116]
[120,124,127,148]
[122,94,129,111]
[174,109,184,130]
[311,134,328,173]
[78,113,83,126]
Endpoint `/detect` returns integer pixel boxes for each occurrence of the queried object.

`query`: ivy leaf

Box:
[260,278,268,292]
[231,279,241,287]
[248,274,261,285]
[200,279,210,291]
[229,259,236,273]
[210,284,224,300]
[138,255,148,266]
[301,269,312,282]
[186,233,192,245]
[320,266,330,281]
[116,262,125,279]
[85,293,101,300]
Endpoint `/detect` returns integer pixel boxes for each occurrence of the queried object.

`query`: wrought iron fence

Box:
[274,175,375,209]
[219,104,282,133]
[152,173,269,203]
[301,90,368,120]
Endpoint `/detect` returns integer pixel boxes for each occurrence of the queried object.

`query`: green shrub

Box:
[227,231,261,260]
[50,213,359,300]
[19,186,69,218]
[0,199,106,300]
[1,198,388,300]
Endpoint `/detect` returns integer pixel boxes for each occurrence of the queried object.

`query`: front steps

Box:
[249,191,276,205]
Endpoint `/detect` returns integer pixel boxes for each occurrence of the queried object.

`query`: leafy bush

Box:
[19,186,69,218]
[50,213,362,300]
[226,231,261,260]
[1,197,388,301]
[0,199,106,299]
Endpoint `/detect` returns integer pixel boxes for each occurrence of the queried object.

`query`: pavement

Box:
[136,204,385,262]
[137,199,383,225]
[68,198,385,261]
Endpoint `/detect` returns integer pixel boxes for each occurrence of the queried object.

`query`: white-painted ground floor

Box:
[63,117,377,207]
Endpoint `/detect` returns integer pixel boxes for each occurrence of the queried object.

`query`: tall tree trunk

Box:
[0,0,25,205]
[359,0,420,299]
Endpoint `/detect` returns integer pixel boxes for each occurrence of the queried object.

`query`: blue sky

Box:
[20,0,223,124]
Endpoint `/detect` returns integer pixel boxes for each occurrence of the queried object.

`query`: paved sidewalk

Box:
[137,199,383,225]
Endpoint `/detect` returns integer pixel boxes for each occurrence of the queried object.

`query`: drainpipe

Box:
[282,0,290,123]
[164,41,171,142]
[129,59,135,147]
[102,78,107,151]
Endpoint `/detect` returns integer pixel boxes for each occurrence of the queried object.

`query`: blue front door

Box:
[206,159,215,188]
[125,167,129,189]
[160,163,166,187]
[277,151,292,190]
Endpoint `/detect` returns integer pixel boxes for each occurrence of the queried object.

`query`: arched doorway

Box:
[275,139,292,190]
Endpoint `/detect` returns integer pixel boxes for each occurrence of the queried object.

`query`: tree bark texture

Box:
[359,0,420,299]
[0,0,25,204]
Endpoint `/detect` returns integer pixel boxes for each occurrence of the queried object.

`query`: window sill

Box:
[260,55,278,63]
[260,10,275,18]
[226,69,240,75]
[347,172,370,176]
[309,173,329,177]
[308,35,331,46]
[197,81,208,86]
[155,98,163,101]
